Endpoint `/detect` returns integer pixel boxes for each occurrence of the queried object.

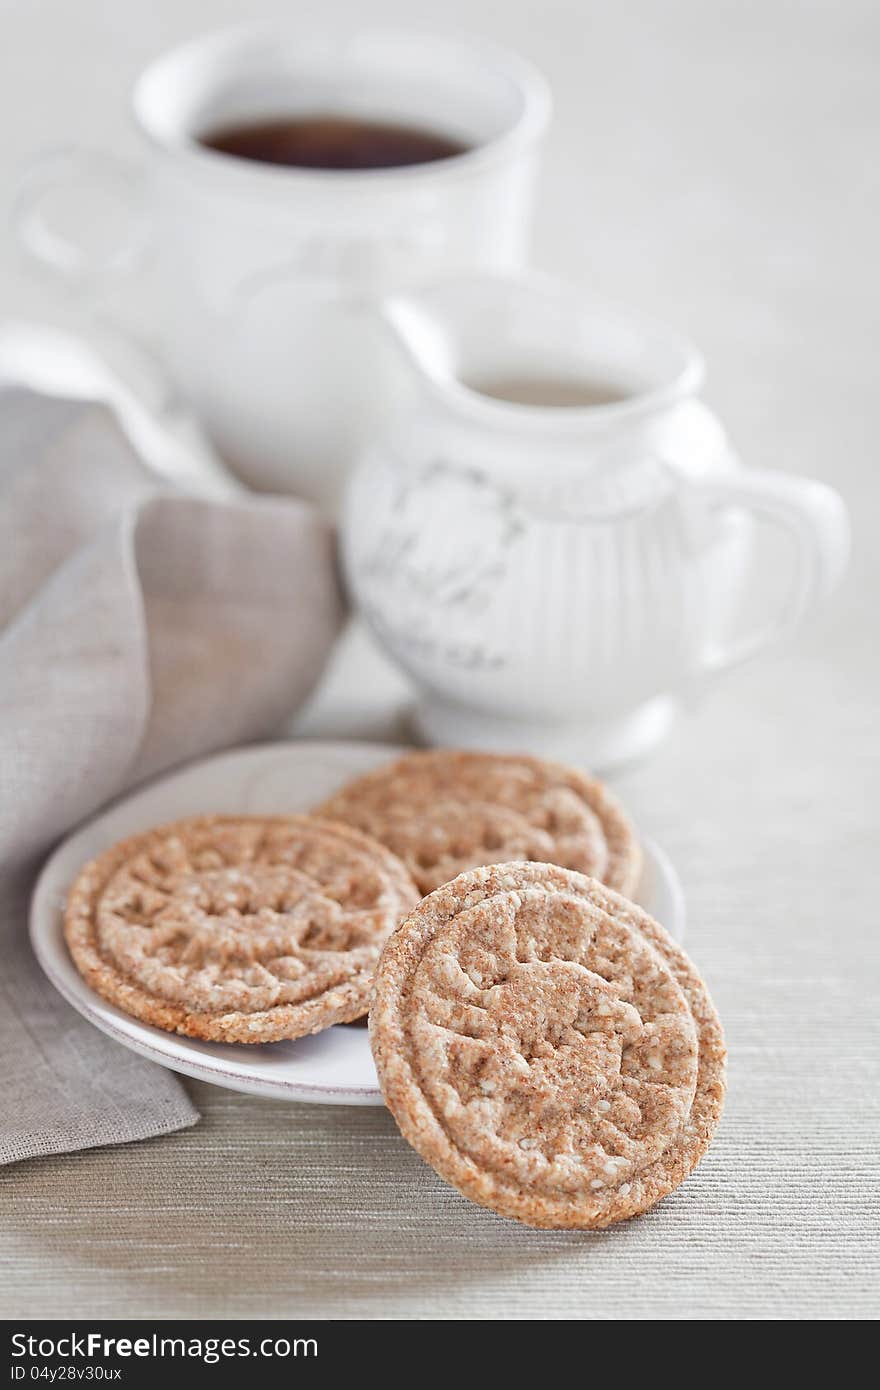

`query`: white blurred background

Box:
[2,0,875,543]
[2,0,876,714]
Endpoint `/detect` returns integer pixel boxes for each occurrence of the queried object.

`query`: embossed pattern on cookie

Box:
[64,815,419,1043]
[370,862,725,1228]
[315,750,641,896]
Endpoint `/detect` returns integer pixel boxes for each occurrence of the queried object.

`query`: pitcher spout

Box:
[378,289,461,390]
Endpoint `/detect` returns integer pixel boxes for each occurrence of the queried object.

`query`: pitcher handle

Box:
[690,469,849,673]
[13,145,149,283]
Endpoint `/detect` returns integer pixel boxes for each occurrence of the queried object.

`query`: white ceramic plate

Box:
[30,740,685,1106]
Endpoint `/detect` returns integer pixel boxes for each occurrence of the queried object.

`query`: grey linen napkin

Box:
[0,390,345,1164]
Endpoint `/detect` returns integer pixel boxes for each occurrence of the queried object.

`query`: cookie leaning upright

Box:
[315,749,641,897]
[64,815,419,1043]
[370,862,725,1229]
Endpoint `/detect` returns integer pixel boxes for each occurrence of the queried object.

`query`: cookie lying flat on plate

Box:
[370,862,725,1229]
[315,750,641,897]
[64,815,419,1043]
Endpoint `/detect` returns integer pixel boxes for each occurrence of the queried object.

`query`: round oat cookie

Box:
[370,862,725,1229]
[64,815,419,1043]
[315,750,641,897]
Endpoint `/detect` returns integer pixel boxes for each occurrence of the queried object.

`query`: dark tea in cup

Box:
[199,114,469,170]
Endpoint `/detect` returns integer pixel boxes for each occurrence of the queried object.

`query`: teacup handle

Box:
[13,145,149,283]
[691,469,849,672]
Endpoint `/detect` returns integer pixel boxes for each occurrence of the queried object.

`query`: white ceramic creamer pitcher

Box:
[342,274,849,766]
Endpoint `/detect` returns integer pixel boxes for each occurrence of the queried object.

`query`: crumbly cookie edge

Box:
[370,860,726,1229]
[63,813,418,1044]
[317,749,643,896]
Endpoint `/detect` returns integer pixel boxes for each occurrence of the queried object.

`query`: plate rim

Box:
[29,738,685,1106]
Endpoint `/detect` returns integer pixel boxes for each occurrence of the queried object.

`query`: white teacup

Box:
[15,24,550,511]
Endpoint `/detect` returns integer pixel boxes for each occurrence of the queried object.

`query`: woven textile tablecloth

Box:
[2,610,876,1320]
[1,0,878,1319]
